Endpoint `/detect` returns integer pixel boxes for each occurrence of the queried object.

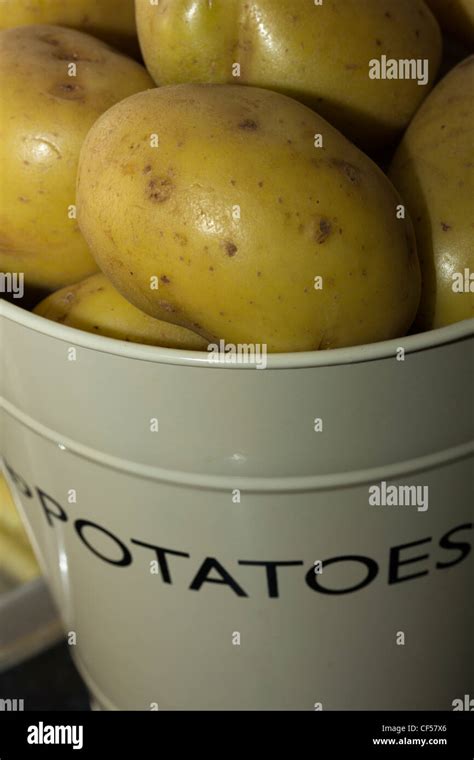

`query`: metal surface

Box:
[1,301,473,709]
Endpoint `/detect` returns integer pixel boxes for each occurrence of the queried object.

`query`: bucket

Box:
[1,300,473,710]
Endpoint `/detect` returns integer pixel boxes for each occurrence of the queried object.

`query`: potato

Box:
[77,84,420,353]
[34,273,209,350]
[0,25,154,292]
[0,0,138,54]
[136,0,442,150]
[0,474,40,583]
[0,474,27,540]
[389,57,474,331]
[424,0,474,48]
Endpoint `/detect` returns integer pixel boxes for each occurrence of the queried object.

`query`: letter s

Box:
[436,523,472,569]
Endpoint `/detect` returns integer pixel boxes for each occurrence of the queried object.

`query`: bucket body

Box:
[1,302,473,710]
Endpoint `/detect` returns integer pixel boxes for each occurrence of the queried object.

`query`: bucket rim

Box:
[1,299,473,369]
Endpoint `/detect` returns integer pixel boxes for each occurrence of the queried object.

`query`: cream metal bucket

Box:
[1,300,473,710]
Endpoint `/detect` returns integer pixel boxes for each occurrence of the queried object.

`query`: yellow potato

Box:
[34,273,209,350]
[136,0,442,150]
[77,84,420,353]
[0,473,26,538]
[424,0,474,47]
[0,474,40,583]
[0,0,138,54]
[389,57,474,331]
[0,25,154,292]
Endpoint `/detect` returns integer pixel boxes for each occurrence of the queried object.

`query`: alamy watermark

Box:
[452,268,473,293]
[369,56,429,86]
[0,272,24,299]
[0,697,24,711]
[27,722,83,750]
[369,481,429,512]
[207,340,267,369]
[452,694,473,710]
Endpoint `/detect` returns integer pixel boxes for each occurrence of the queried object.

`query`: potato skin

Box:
[77,84,420,353]
[34,273,208,349]
[425,0,474,47]
[136,0,442,149]
[0,25,154,292]
[389,57,474,331]
[0,0,138,54]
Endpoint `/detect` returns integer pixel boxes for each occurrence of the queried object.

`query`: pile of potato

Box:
[0,0,472,352]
